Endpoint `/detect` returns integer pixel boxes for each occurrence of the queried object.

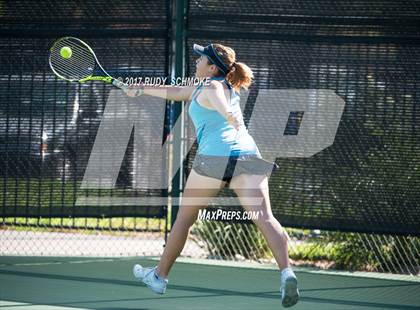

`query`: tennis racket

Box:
[48,36,142,95]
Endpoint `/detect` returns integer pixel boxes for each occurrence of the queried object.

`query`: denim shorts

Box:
[192,153,280,183]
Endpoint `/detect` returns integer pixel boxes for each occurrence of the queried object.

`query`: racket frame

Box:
[49,36,126,89]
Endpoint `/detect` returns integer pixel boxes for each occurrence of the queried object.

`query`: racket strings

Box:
[51,43,94,79]
[50,38,96,81]
[50,53,92,76]
[50,53,93,80]
[52,40,94,71]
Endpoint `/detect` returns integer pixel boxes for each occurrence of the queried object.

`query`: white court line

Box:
[0,300,88,310]
[2,256,417,283]
[0,256,152,267]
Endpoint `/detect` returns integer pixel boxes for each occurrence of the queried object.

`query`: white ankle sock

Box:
[154,269,167,281]
[281,267,296,278]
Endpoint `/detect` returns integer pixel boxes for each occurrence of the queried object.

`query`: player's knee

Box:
[253,208,274,223]
[255,215,287,238]
[176,206,204,228]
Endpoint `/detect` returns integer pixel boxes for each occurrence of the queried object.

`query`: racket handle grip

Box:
[112,79,128,89]
[112,79,144,96]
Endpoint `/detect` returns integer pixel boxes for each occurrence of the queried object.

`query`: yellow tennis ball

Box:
[60,46,72,59]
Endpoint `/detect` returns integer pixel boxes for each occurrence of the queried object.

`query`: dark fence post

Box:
[170,0,187,230]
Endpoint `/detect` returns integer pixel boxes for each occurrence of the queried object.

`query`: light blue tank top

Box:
[188,76,261,157]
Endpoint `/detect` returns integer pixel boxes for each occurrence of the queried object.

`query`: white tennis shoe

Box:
[133,264,168,294]
[280,267,299,307]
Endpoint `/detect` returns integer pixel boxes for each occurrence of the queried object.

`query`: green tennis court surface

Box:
[0,257,419,310]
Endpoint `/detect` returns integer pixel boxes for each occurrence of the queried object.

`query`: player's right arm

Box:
[125,84,197,102]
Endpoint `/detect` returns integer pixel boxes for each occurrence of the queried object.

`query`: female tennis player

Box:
[125,43,299,307]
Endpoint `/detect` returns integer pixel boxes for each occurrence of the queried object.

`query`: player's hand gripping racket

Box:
[49,36,143,96]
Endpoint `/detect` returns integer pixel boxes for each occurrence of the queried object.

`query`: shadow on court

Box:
[0,257,419,310]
